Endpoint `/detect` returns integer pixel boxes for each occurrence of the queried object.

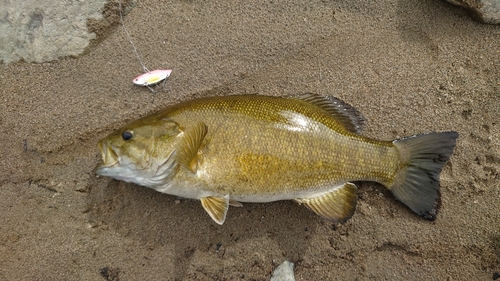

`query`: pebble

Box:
[270,260,295,281]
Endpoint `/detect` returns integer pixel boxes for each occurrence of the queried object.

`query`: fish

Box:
[133,69,172,86]
[95,94,458,225]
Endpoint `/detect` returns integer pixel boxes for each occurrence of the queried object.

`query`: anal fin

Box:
[295,182,357,223]
[201,196,229,225]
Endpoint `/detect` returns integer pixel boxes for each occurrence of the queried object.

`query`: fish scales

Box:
[162,95,397,194]
[96,94,458,224]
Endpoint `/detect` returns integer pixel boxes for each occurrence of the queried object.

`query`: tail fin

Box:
[390,131,458,220]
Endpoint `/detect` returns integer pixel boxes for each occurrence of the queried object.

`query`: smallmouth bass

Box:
[95,94,458,225]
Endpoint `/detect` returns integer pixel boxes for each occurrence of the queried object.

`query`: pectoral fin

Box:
[176,122,208,173]
[295,182,357,223]
[200,196,229,225]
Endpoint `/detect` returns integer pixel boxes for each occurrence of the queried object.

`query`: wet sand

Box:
[1,0,499,280]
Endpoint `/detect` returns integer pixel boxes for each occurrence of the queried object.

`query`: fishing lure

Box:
[133,69,173,86]
[119,1,172,92]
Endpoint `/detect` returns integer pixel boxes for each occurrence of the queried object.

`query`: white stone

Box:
[270,260,295,281]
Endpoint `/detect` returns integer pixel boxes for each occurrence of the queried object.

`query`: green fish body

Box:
[95,94,458,224]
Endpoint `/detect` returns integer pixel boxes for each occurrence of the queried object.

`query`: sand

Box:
[1,0,499,280]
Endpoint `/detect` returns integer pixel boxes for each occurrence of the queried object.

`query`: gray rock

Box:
[0,0,109,64]
[270,261,295,281]
[445,0,500,24]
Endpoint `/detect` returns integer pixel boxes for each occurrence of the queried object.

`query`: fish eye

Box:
[122,130,133,141]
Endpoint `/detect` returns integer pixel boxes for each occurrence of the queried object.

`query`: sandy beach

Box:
[1,0,499,280]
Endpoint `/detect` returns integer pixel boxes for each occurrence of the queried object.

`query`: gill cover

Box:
[95,118,183,187]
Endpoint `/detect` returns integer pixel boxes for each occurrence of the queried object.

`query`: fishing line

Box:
[117,0,172,92]
[118,0,149,73]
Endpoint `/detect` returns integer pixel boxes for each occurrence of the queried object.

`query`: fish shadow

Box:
[87,177,322,280]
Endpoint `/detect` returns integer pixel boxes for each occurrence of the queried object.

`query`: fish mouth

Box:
[96,141,119,174]
[95,142,141,183]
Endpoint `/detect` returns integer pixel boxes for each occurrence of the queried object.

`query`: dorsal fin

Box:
[175,122,208,173]
[294,93,364,133]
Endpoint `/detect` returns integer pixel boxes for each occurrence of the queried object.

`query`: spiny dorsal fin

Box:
[176,122,208,173]
[294,93,364,133]
[201,196,229,225]
[295,182,357,223]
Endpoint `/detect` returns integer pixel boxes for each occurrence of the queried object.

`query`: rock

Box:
[444,0,500,24]
[270,261,295,281]
[0,0,115,64]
